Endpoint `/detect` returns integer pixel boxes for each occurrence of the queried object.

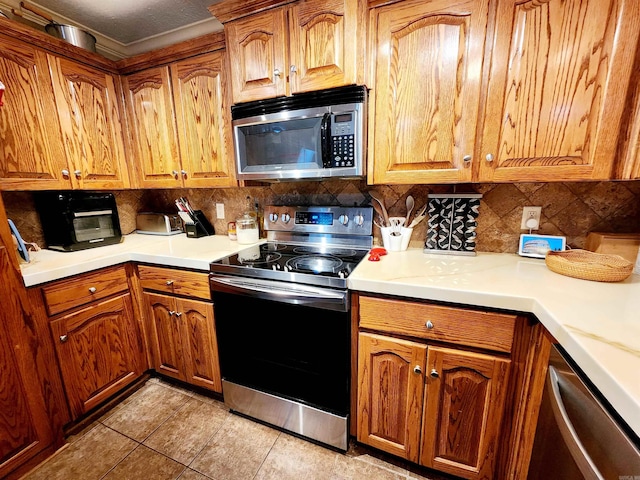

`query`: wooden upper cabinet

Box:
[479,0,640,182]
[123,66,181,188]
[226,8,288,102]
[223,0,365,103]
[0,37,69,190]
[48,56,129,189]
[170,51,236,188]
[367,0,489,184]
[616,60,640,179]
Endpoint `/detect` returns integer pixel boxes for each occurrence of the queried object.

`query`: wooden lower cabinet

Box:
[144,292,222,392]
[357,295,517,480]
[50,293,144,419]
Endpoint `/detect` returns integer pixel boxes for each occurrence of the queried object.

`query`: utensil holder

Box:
[185,210,215,238]
[381,226,413,251]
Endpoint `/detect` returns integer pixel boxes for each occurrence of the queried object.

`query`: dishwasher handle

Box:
[547,366,604,480]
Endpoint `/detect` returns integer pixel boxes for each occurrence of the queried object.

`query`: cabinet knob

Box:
[413,365,422,375]
[180,170,187,177]
[169,310,176,316]
[74,170,81,177]
[172,170,179,177]
[166,280,174,286]
[485,153,494,162]
[88,287,97,293]
[60,334,68,343]
[463,155,472,164]
[274,68,281,77]
[430,369,439,378]
[290,65,297,74]
[425,320,434,330]
[61,169,70,176]
[175,312,182,317]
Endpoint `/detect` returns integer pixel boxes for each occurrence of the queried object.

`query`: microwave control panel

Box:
[329,113,356,168]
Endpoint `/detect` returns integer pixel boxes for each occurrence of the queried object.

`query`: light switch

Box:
[216,203,225,219]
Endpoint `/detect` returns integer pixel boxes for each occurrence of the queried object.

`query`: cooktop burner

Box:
[210,206,374,289]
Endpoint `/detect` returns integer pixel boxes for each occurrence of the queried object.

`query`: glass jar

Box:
[235,213,259,244]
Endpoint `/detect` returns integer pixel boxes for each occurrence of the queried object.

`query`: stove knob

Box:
[339,214,349,226]
[354,214,364,226]
[269,212,279,223]
[338,271,346,279]
[282,213,291,223]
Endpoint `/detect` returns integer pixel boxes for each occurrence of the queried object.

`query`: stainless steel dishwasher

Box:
[527,345,640,479]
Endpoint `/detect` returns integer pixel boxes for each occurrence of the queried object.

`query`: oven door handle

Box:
[210,275,348,311]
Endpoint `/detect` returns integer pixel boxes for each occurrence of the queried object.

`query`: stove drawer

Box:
[359,296,516,353]
[138,265,210,300]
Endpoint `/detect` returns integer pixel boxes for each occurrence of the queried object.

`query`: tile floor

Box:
[22,378,455,480]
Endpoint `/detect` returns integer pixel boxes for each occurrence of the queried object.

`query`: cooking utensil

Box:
[20,1,97,52]
[408,203,427,228]
[369,190,389,227]
[405,195,414,227]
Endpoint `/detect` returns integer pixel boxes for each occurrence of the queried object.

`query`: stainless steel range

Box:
[210,205,373,451]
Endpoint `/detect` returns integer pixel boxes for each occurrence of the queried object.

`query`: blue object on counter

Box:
[8,219,28,262]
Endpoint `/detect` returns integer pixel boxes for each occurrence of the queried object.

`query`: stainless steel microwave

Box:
[231,86,367,181]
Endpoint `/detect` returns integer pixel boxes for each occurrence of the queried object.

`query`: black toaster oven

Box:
[34,191,123,251]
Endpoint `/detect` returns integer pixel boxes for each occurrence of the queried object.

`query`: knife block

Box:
[185,210,215,238]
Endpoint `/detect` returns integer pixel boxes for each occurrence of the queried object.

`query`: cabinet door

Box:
[50,294,143,420]
[123,67,182,188]
[357,332,426,462]
[0,246,54,478]
[225,8,288,103]
[288,0,362,94]
[48,56,129,189]
[420,346,510,480]
[368,0,488,184]
[0,38,69,190]
[479,0,640,182]
[171,52,236,188]
[176,298,222,392]
[145,292,184,381]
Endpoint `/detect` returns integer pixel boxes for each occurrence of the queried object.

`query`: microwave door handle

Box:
[320,112,331,168]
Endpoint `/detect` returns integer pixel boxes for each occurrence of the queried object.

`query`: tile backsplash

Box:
[3,179,639,254]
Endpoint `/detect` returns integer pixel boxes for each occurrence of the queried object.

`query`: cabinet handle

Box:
[74,170,81,177]
[274,68,281,77]
[0,80,4,107]
[60,334,68,343]
[88,287,97,293]
[413,365,422,374]
[425,320,434,330]
[169,310,176,316]
[61,169,70,176]
[463,155,472,165]
[290,65,297,74]
[485,153,494,162]
[175,312,182,317]
[430,369,439,378]
[171,170,179,177]
[180,170,187,177]
[166,280,174,286]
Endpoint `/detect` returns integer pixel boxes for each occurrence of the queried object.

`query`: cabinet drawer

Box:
[359,296,516,353]
[138,265,210,300]
[42,265,128,316]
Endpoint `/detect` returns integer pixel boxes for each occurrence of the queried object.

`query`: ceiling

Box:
[1,0,225,59]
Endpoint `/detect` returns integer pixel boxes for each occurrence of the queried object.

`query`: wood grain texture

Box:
[50,293,143,419]
[48,55,130,189]
[170,51,236,188]
[368,0,487,184]
[145,292,185,380]
[359,296,516,353]
[420,346,510,479]
[0,37,69,190]
[225,7,288,102]
[616,46,640,179]
[479,0,640,182]
[138,265,211,300]
[357,332,425,462]
[209,0,297,23]
[123,66,181,188]
[42,265,128,316]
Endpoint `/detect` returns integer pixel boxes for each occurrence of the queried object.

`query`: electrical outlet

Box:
[216,203,225,219]
[520,206,541,230]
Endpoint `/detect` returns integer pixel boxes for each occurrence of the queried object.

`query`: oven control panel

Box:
[264,206,373,236]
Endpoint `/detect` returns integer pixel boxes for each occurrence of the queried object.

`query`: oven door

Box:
[210,273,351,450]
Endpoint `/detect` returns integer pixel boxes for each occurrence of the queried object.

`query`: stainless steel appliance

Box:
[232,86,367,182]
[136,213,182,236]
[210,205,373,451]
[527,345,640,479]
[34,191,122,251]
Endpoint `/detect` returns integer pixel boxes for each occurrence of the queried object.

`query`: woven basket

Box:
[545,249,634,282]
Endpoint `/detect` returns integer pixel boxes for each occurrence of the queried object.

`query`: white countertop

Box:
[19,236,640,437]
[349,249,640,438]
